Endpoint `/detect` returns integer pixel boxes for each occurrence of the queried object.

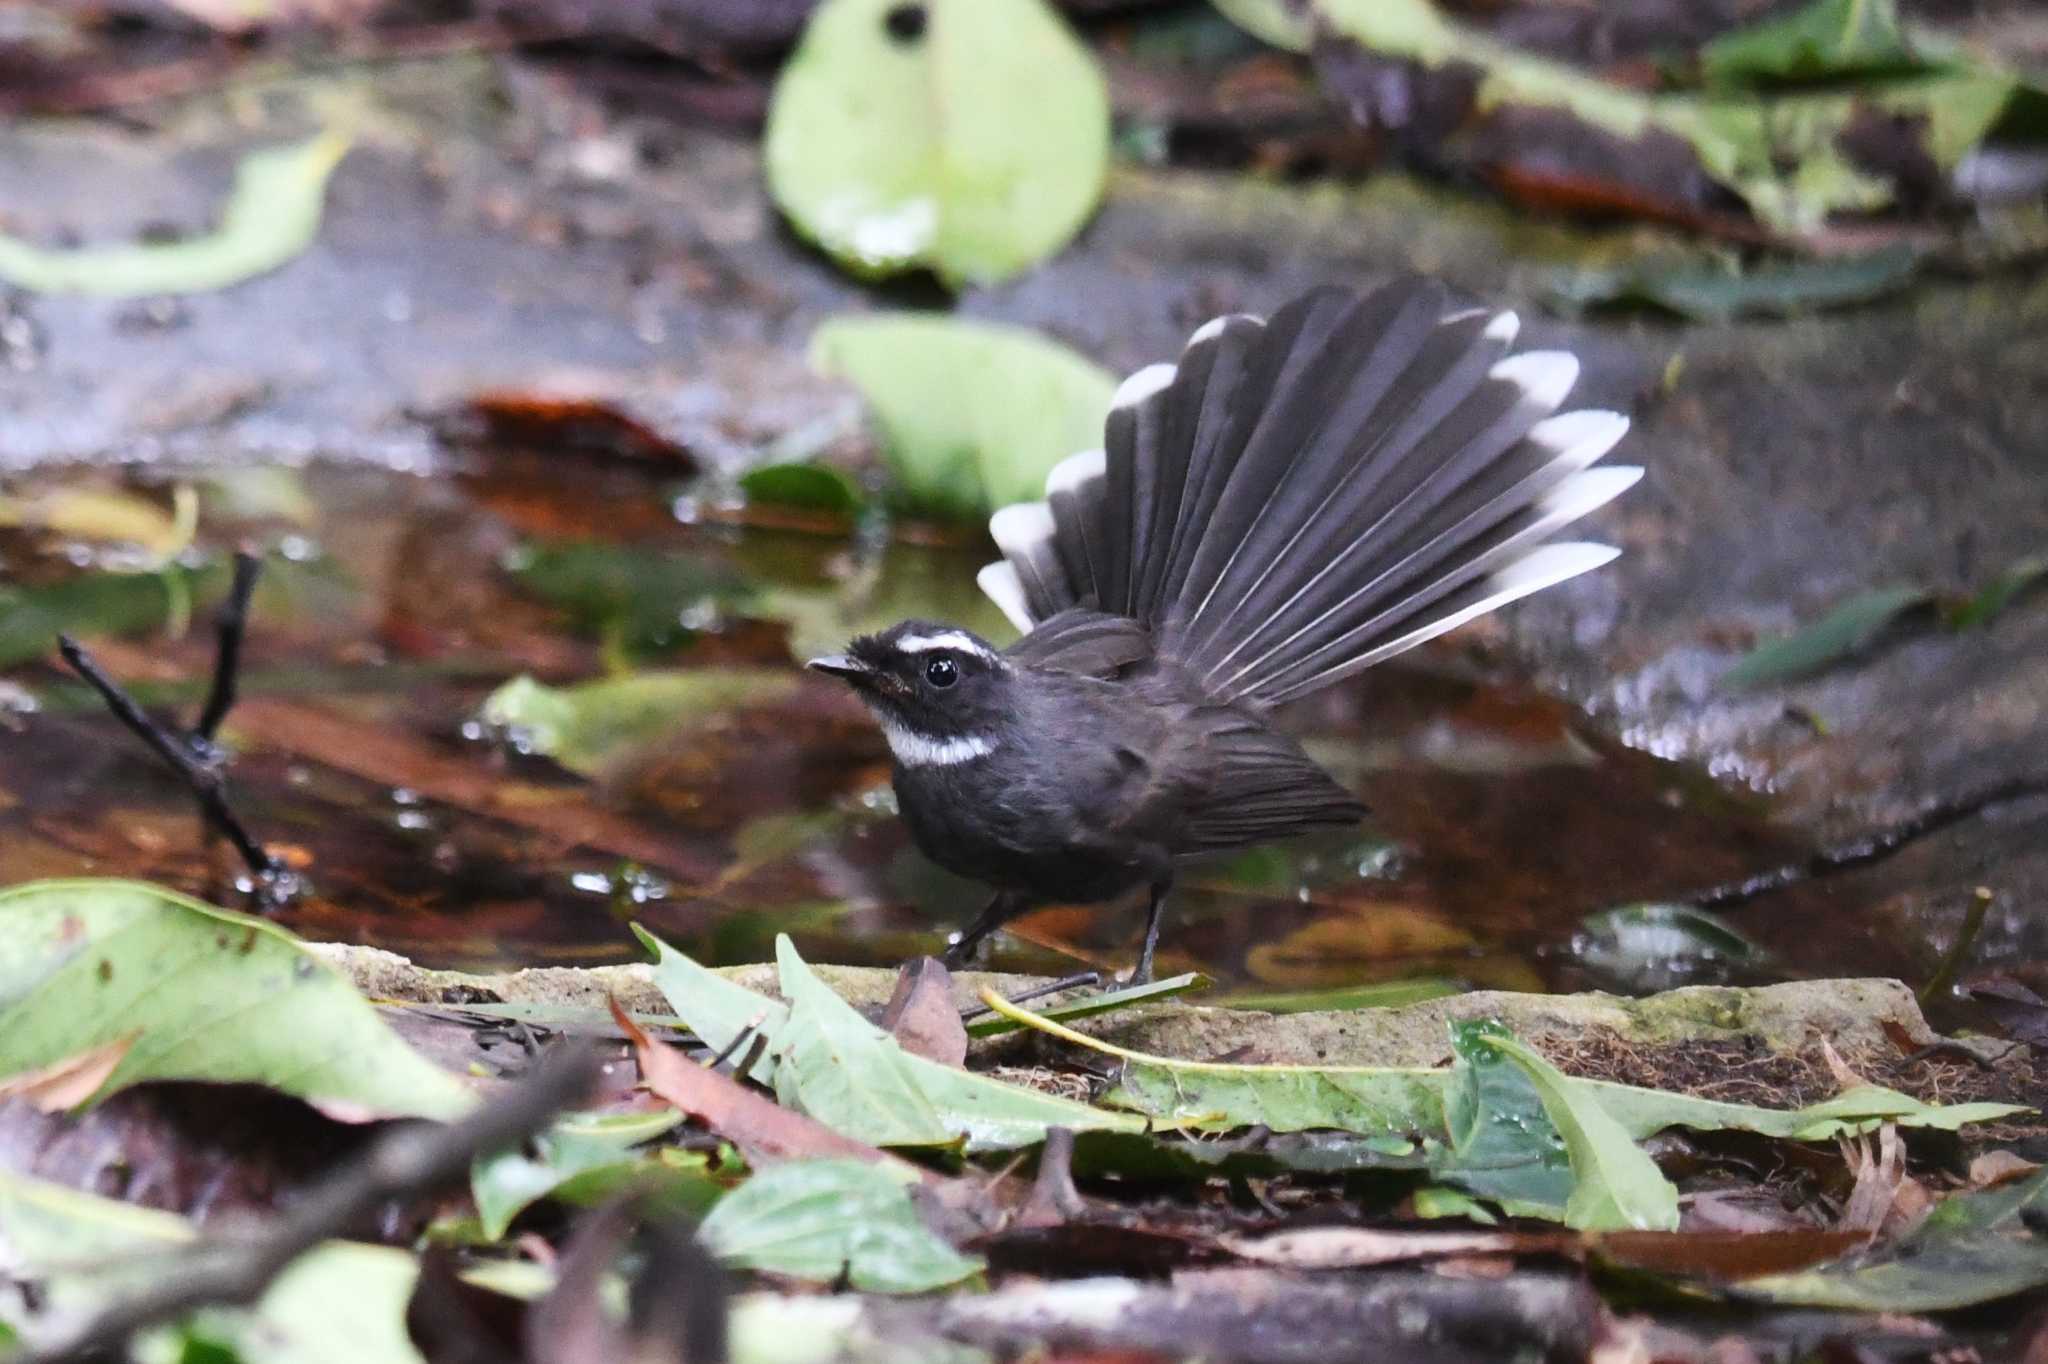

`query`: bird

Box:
[807,278,1639,983]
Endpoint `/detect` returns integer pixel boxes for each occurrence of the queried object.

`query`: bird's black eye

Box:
[923,656,958,688]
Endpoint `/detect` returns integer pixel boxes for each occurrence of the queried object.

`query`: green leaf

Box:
[507,541,745,660]
[811,314,1117,515]
[0,1169,423,1362]
[1551,247,1922,322]
[751,543,1020,663]
[774,937,1142,1150]
[477,669,797,778]
[738,462,866,517]
[0,130,351,297]
[632,923,789,1085]
[963,972,1209,1039]
[0,561,230,670]
[1741,1168,2048,1310]
[1430,1020,1575,1222]
[764,0,1109,286]
[698,1158,983,1293]
[1702,0,1923,86]
[0,879,474,1121]
[1720,585,1934,688]
[1574,903,1760,993]
[470,1108,697,1240]
[1480,1032,1680,1231]
[1218,979,1465,1014]
[1208,0,1312,52]
[1948,554,2048,630]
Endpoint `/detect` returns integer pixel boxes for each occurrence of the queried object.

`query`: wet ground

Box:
[2,56,2045,1014]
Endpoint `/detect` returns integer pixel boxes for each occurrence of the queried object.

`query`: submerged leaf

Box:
[698,1158,983,1293]
[765,0,1109,286]
[478,669,797,778]
[1552,247,1922,321]
[1720,585,1933,688]
[738,462,866,517]
[0,130,351,296]
[811,314,1117,515]
[0,879,473,1121]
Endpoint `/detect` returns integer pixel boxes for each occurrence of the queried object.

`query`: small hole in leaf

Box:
[884,2,927,43]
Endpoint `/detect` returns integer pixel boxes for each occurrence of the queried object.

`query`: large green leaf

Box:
[810,314,1117,515]
[636,931,1142,1151]
[477,669,797,779]
[773,938,1142,1150]
[1431,1019,1574,1220]
[1483,1032,1680,1231]
[1702,0,1923,85]
[0,130,351,296]
[0,880,474,1121]
[764,0,1108,286]
[0,1169,423,1362]
[698,1158,983,1293]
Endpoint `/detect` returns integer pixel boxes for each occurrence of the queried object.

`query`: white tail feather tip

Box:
[1489,350,1580,411]
[976,562,1034,633]
[1045,448,1106,499]
[1112,362,1177,411]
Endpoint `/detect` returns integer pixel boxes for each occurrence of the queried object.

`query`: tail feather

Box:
[980,278,1634,709]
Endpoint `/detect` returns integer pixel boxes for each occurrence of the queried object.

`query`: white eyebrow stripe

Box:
[880,722,997,768]
[894,631,995,659]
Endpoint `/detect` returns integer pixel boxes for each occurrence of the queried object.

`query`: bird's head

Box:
[807,621,1013,768]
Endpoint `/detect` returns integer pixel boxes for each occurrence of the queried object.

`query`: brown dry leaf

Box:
[1818,1036,1870,1089]
[1219,1226,1564,1270]
[605,996,925,1178]
[1593,1229,1869,1280]
[881,956,968,1068]
[0,1033,138,1111]
[1838,1125,1905,1236]
[1968,1150,2041,1189]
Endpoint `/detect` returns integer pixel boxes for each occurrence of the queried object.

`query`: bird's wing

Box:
[1000,608,1153,680]
[1167,707,1367,855]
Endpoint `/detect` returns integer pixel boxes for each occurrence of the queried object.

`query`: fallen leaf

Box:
[810,313,1118,515]
[0,880,474,1122]
[607,996,909,1173]
[765,0,1109,285]
[0,1034,138,1112]
[881,957,968,1067]
[1968,1150,2040,1189]
[1720,585,1934,689]
[476,670,798,779]
[1219,1226,1560,1269]
[0,129,352,296]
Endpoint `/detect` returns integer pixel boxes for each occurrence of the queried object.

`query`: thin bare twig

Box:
[23,1045,602,1363]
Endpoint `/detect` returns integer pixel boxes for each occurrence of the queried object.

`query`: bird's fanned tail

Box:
[978,278,1637,709]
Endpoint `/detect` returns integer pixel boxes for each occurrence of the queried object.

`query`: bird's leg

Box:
[942,890,1022,970]
[1130,876,1173,986]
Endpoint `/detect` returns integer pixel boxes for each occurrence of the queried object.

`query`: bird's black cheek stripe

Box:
[884,2,928,44]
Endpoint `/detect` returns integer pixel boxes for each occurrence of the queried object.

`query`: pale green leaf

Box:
[633,923,789,1085]
[1720,585,1934,688]
[0,130,351,297]
[478,669,797,778]
[0,879,474,1121]
[765,0,1109,286]
[698,1158,983,1293]
[470,1108,692,1240]
[774,936,1142,1150]
[810,313,1116,514]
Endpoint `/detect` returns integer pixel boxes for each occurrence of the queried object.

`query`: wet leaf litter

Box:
[5,0,2048,1357]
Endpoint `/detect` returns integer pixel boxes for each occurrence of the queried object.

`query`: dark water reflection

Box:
[0,459,1834,992]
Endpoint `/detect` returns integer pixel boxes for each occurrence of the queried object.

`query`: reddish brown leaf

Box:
[1594,1229,1869,1280]
[881,956,968,1068]
[606,995,927,1179]
[452,393,697,472]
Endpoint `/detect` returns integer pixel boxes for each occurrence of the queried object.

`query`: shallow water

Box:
[0,456,1853,992]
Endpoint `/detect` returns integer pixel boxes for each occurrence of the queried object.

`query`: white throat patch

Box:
[881,721,997,768]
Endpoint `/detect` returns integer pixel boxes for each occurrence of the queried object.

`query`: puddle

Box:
[0,456,1843,991]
